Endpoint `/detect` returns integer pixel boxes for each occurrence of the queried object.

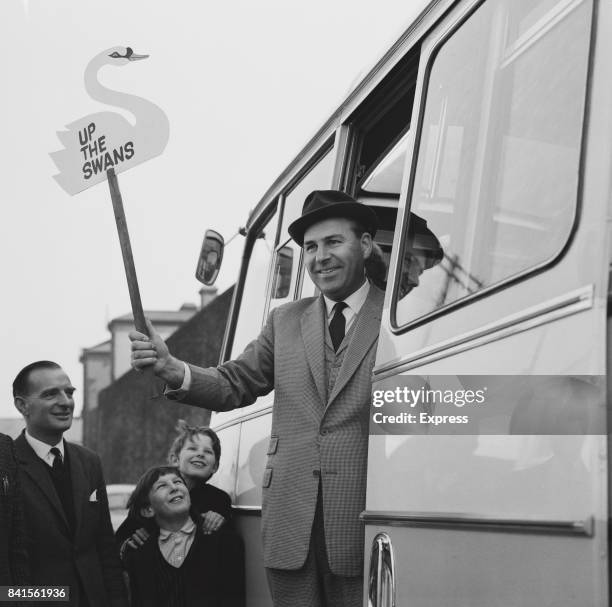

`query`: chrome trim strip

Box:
[361,511,594,536]
[375,285,594,378]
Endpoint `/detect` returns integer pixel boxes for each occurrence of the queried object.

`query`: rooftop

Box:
[108,305,198,328]
[80,339,111,358]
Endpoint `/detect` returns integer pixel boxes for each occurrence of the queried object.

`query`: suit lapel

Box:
[301,296,327,405]
[14,433,70,534]
[66,442,88,537]
[327,286,384,408]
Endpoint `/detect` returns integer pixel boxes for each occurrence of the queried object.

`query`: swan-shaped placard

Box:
[51,46,169,195]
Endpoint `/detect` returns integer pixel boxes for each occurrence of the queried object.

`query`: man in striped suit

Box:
[0,432,29,587]
[130,191,383,607]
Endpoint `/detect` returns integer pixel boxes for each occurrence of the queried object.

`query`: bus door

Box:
[365,0,609,605]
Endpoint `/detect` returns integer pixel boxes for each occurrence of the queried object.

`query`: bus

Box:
[199,0,610,604]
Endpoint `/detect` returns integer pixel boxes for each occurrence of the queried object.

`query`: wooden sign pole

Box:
[106,168,149,336]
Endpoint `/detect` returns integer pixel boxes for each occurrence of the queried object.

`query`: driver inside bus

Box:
[365,213,443,297]
[399,213,444,298]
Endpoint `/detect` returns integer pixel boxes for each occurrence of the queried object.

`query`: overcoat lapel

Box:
[300,296,327,405]
[327,286,384,408]
[14,433,70,534]
[66,442,87,537]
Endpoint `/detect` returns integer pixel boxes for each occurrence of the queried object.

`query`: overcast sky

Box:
[0,0,421,422]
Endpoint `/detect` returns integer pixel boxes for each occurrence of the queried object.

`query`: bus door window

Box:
[230,205,280,359]
[344,50,419,288]
[394,0,592,327]
[358,133,411,289]
[344,49,418,199]
[268,147,335,309]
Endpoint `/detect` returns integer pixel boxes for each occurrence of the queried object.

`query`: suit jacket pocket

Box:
[262,468,273,488]
[267,436,279,455]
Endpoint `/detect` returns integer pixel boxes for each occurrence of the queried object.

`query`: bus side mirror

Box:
[196,229,225,285]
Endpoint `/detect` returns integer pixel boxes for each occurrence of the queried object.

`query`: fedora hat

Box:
[288,190,378,246]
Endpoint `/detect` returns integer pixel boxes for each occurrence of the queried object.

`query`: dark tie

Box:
[329,302,348,352]
[49,446,76,533]
[50,447,63,474]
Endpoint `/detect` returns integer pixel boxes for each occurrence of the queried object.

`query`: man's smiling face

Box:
[303,217,372,302]
[15,367,75,444]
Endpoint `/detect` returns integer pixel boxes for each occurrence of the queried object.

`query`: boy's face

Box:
[172,433,219,483]
[142,472,190,520]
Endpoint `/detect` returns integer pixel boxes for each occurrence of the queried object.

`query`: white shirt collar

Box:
[159,517,196,542]
[323,279,370,319]
[25,430,64,466]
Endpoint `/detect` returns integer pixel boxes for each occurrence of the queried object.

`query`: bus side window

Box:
[230,206,280,359]
[394,0,592,327]
[270,245,293,299]
[209,423,241,502]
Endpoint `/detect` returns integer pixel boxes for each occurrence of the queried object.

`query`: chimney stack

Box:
[199,286,218,308]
